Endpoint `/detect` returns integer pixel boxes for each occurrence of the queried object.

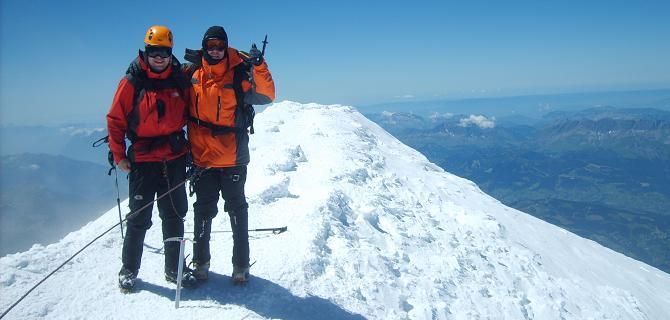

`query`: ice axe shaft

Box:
[261,34,268,56]
[164,237,191,309]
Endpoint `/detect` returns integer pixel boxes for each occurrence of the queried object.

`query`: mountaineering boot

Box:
[192,261,210,281]
[232,265,250,285]
[165,267,198,288]
[118,267,138,293]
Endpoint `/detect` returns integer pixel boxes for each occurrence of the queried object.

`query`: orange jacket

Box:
[188,47,275,168]
[107,53,190,164]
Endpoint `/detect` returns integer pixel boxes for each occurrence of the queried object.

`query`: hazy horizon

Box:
[1,87,669,127]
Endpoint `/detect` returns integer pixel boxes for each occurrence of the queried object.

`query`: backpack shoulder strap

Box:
[124,63,146,141]
[168,58,192,105]
[232,63,256,134]
[232,63,249,101]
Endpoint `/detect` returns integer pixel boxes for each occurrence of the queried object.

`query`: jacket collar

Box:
[200,47,242,79]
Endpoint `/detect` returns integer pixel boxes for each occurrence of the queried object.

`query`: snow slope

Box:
[1,101,669,319]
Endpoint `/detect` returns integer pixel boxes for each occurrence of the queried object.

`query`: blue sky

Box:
[1,0,669,125]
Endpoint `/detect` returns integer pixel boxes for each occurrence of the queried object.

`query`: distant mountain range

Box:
[0,124,109,166]
[0,153,127,255]
[367,106,670,272]
[360,89,670,119]
[0,123,121,255]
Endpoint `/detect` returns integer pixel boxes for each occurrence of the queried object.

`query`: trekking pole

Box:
[252,226,286,234]
[164,237,192,309]
[93,136,124,239]
[186,226,287,235]
[112,168,125,239]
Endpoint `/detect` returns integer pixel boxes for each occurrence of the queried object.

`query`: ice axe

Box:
[260,34,268,57]
[164,237,193,309]
[243,34,269,64]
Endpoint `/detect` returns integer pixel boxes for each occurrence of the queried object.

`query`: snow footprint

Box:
[257,176,298,204]
[267,145,307,174]
[0,273,16,286]
[264,120,284,133]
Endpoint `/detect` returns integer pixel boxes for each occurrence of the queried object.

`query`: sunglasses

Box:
[146,46,172,58]
[205,39,227,51]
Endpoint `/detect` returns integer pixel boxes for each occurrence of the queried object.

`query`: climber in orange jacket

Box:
[184,26,275,284]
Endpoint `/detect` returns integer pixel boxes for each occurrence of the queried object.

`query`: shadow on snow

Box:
[137,272,367,320]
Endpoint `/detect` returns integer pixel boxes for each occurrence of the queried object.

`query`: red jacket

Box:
[107,53,190,164]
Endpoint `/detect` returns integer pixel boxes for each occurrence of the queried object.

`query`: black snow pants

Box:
[192,165,250,268]
[121,155,188,273]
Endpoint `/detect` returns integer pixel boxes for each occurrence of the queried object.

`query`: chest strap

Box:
[189,116,247,136]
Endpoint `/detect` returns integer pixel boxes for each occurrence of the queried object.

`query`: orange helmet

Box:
[144,25,173,48]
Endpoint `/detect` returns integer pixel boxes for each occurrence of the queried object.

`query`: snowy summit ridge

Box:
[2,101,670,319]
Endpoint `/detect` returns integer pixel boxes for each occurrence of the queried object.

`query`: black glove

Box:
[249,43,264,66]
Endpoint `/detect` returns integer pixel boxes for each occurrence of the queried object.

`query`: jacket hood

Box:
[201,26,228,49]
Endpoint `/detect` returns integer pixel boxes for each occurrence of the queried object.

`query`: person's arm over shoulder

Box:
[106,78,135,164]
[180,62,199,79]
[245,61,275,105]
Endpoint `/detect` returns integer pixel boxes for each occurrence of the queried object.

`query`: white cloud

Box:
[458,115,496,129]
[394,94,415,99]
[59,127,106,136]
[430,112,453,120]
